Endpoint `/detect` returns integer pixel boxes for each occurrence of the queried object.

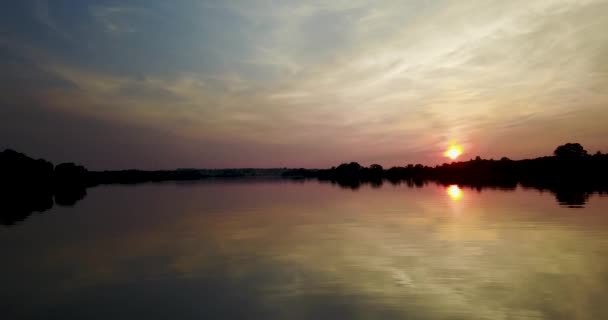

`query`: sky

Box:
[1,0,607,169]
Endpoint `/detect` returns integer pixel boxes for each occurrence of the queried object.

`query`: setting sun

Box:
[445,146,463,160]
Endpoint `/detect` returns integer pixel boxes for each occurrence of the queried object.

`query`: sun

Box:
[445,145,463,160]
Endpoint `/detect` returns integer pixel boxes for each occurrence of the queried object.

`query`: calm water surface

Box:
[2,180,608,319]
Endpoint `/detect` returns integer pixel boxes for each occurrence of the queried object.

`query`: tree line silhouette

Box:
[0,150,284,225]
[283,143,608,207]
[2,143,607,225]
[0,149,89,225]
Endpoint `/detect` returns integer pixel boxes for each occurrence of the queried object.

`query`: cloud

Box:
[1,0,607,167]
[90,5,142,34]
[32,0,72,40]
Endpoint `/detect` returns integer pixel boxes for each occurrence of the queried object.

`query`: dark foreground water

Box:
[2,180,608,319]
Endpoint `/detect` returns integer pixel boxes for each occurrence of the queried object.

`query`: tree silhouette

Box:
[554,143,588,158]
[369,164,383,170]
[369,164,383,174]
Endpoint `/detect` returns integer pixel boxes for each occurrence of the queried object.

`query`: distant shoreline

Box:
[2,143,607,190]
[1,143,607,225]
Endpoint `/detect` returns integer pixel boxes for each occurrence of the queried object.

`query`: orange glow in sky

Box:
[447,185,463,200]
[445,145,463,160]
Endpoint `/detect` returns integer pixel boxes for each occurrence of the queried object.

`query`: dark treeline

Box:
[88,168,287,185]
[283,143,608,207]
[0,149,286,225]
[0,150,220,225]
[0,149,88,225]
[2,143,607,225]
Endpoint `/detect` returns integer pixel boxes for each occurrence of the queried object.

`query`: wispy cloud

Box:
[1,0,607,168]
[32,0,72,40]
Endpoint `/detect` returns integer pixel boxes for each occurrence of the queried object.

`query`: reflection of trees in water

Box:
[54,187,87,207]
[3,142,608,226]
[2,179,604,227]
[1,187,87,226]
[0,191,53,225]
[304,143,608,208]
[328,177,603,209]
[1,149,89,226]
[553,189,591,208]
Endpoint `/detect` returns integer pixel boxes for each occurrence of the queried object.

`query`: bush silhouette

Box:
[554,143,588,158]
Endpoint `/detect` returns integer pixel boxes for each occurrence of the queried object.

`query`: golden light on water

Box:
[445,145,463,160]
[447,185,463,200]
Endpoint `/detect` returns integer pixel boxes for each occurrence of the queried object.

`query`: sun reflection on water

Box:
[447,185,463,200]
